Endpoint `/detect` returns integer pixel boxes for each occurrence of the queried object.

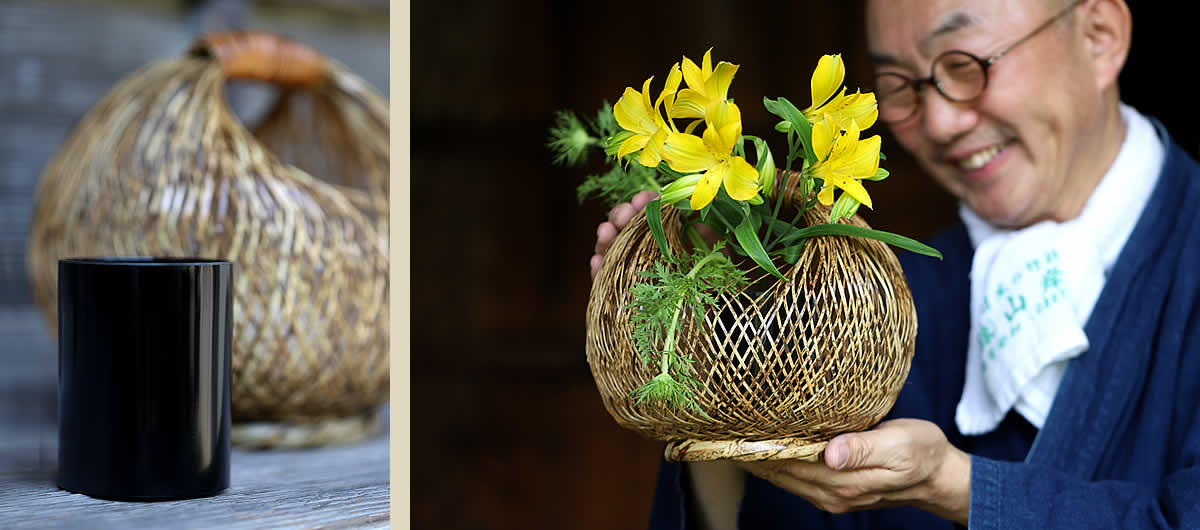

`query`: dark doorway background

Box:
[410,2,1193,528]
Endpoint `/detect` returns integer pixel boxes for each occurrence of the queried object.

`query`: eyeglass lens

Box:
[876,51,988,123]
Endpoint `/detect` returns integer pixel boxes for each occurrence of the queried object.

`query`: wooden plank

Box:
[0,306,391,529]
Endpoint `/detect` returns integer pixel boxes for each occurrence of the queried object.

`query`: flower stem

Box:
[645,173,663,192]
[659,252,726,375]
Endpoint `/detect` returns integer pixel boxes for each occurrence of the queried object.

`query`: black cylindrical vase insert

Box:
[57,257,233,500]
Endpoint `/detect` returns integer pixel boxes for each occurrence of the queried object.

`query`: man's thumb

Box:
[825,434,870,471]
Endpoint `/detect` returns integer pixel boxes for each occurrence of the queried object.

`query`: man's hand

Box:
[738,419,972,525]
[590,190,660,280]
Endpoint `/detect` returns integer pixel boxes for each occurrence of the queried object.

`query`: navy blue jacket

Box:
[648,129,1200,529]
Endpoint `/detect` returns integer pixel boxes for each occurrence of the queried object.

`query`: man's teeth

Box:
[960,143,1008,170]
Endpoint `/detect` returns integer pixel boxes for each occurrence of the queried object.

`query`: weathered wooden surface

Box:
[0,307,390,529]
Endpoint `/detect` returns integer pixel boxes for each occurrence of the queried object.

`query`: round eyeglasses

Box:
[873,0,1082,124]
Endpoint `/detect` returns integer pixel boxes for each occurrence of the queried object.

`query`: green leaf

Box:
[745,135,777,198]
[606,130,635,157]
[655,161,688,179]
[670,198,694,211]
[741,202,762,235]
[590,100,619,138]
[866,167,890,182]
[782,242,805,263]
[763,97,817,166]
[661,174,701,204]
[645,200,672,259]
[776,224,943,259]
[764,216,803,240]
[734,217,787,280]
[547,110,595,166]
[710,198,743,231]
[576,161,659,207]
[829,193,862,223]
[685,223,710,251]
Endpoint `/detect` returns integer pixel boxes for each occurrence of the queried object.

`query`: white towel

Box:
[955,104,1163,435]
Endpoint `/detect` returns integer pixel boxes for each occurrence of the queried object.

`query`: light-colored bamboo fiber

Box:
[585,195,917,461]
[26,33,389,447]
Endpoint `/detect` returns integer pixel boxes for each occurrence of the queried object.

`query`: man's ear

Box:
[1079,0,1132,91]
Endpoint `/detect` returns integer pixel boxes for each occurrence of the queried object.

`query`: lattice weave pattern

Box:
[26,35,389,426]
[586,204,917,445]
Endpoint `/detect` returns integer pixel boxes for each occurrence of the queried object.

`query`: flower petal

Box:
[670,89,708,119]
[702,124,725,159]
[835,176,873,208]
[640,77,655,114]
[701,48,714,78]
[664,131,718,173]
[691,167,722,210]
[809,54,846,112]
[847,134,881,177]
[832,119,861,159]
[639,128,669,167]
[617,134,651,161]
[681,55,705,93]
[818,184,836,205]
[812,116,838,161]
[708,61,740,103]
[657,62,683,114]
[709,101,742,151]
[725,156,760,200]
[614,87,655,134]
[824,91,879,131]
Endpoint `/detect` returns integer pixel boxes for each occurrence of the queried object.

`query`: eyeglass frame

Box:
[874,0,1085,124]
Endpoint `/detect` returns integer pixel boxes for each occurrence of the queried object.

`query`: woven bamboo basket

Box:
[585,182,917,462]
[26,32,389,449]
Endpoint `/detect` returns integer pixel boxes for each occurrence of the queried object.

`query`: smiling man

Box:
[590,0,1200,528]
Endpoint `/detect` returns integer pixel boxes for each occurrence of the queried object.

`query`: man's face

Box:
[866,0,1111,228]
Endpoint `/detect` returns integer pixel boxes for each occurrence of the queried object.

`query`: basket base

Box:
[665,438,829,462]
[231,411,382,450]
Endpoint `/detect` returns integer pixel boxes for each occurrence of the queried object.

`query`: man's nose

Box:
[919,87,977,144]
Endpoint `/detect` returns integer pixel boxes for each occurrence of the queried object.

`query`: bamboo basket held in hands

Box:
[586,178,917,462]
[27,32,389,449]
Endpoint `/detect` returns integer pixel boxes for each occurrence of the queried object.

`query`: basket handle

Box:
[190,32,327,87]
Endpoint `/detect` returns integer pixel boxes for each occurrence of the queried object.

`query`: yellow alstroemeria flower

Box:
[613,64,683,167]
[803,54,879,131]
[662,101,759,210]
[669,48,739,132]
[810,116,880,209]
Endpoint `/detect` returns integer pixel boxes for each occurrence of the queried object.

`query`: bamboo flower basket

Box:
[586,189,918,462]
[26,32,389,449]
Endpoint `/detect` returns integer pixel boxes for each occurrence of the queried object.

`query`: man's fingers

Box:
[595,222,617,255]
[592,191,657,281]
[589,254,604,280]
[609,203,636,230]
[631,190,660,210]
[826,420,916,471]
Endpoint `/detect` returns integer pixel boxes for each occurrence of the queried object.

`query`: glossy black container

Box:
[57,257,232,500]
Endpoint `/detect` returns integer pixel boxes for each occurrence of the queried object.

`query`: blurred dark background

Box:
[410,1,1197,529]
[0,0,1193,529]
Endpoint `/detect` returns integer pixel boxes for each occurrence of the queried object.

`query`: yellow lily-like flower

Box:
[803,54,879,131]
[810,116,880,209]
[613,64,683,167]
[669,48,739,131]
[662,101,760,210]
